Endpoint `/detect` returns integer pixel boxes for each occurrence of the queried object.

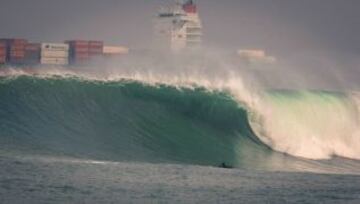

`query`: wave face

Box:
[0,76,263,165]
[1,75,360,173]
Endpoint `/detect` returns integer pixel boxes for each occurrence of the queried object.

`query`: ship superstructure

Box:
[154,0,202,52]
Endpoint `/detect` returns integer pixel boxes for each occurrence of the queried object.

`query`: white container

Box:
[41,43,69,52]
[40,57,68,65]
[41,50,69,58]
[103,46,129,54]
[237,49,276,64]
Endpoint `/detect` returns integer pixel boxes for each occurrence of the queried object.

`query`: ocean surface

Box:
[1,72,360,203]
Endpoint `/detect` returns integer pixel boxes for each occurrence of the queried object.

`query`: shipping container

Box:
[0,56,5,64]
[24,43,41,65]
[88,41,103,55]
[73,54,89,60]
[89,48,102,52]
[66,40,88,46]
[25,43,41,51]
[0,38,27,65]
[89,46,102,50]
[40,57,68,65]
[66,40,91,64]
[0,43,6,57]
[89,41,103,52]
[70,46,88,51]
[24,54,40,65]
[40,43,69,65]
[0,48,5,58]
[9,56,25,64]
[103,46,129,55]
[89,41,103,46]
[10,45,25,53]
[0,43,5,64]
[1,39,27,64]
[89,44,103,50]
[0,38,27,45]
[89,51,103,56]
[41,43,69,52]
[0,39,28,51]
[10,44,25,49]
[0,39,28,64]
[72,47,89,53]
[10,51,25,57]
[11,39,27,45]
[41,50,69,58]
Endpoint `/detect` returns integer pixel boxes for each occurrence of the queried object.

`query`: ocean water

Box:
[1,156,360,204]
[0,73,360,203]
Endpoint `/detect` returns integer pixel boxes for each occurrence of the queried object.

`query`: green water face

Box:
[2,76,360,173]
[0,76,269,167]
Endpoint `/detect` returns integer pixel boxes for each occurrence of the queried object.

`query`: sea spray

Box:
[252,91,360,160]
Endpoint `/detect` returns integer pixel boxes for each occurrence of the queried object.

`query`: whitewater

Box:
[1,63,360,203]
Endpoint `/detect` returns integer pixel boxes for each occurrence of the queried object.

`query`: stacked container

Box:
[89,41,104,57]
[0,38,129,66]
[0,42,6,64]
[0,39,28,64]
[24,43,41,65]
[10,39,27,64]
[41,43,69,65]
[103,46,129,57]
[66,40,89,64]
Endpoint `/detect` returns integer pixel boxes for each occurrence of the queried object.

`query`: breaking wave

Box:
[0,70,360,173]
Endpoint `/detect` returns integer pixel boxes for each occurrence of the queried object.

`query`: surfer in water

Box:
[219,162,233,169]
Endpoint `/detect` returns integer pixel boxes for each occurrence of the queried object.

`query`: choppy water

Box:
[1,156,360,204]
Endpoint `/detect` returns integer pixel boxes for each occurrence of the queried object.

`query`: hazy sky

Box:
[0,0,359,88]
[0,0,359,58]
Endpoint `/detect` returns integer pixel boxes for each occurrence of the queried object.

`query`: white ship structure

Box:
[155,0,202,52]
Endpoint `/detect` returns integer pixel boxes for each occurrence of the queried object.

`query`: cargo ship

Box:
[154,0,202,52]
[0,39,129,67]
[0,1,202,67]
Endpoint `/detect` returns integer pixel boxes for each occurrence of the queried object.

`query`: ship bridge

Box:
[154,0,202,52]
